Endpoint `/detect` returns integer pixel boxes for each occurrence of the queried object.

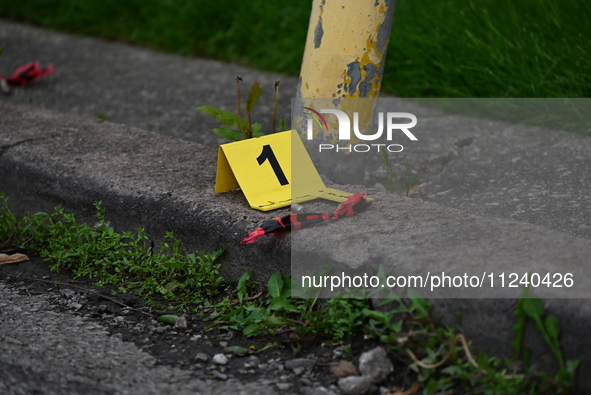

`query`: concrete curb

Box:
[2,102,590,391]
[0,102,292,283]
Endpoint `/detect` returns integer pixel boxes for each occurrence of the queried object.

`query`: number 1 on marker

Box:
[257,144,289,186]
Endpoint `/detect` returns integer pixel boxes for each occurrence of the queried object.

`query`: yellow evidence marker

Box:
[215,130,355,211]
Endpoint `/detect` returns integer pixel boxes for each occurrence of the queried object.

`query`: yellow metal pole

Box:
[299,0,395,100]
[296,0,396,184]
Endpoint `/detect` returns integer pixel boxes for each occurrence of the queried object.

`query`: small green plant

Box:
[1,194,225,310]
[512,294,579,389]
[403,157,413,196]
[212,271,310,336]
[211,266,578,393]
[95,111,109,121]
[379,152,414,196]
[197,76,285,141]
[0,195,20,249]
[380,150,395,194]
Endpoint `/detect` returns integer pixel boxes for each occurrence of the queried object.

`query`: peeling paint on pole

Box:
[296,0,397,184]
[313,0,325,48]
[298,0,395,101]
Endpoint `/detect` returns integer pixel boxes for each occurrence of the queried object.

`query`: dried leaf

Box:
[0,253,29,265]
[401,186,426,198]
[329,360,358,377]
[174,316,188,329]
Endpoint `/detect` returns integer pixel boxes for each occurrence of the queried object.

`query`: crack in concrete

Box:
[434,136,477,174]
[417,136,478,185]
[0,135,58,157]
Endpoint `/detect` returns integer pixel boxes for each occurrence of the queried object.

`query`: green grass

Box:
[386,0,591,98]
[0,0,589,98]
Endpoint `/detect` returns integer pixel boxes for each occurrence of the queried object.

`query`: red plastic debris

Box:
[241,192,370,245]
[1,61,54,87]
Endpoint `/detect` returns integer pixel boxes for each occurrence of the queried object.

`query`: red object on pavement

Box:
[1,61,54,87]
[241,192,371,245]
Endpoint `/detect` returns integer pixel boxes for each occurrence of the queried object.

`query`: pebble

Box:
[303,385,341,395]
[221,331,234,340]
[358,346,393,383]
[212,353,229,365]
[194,352,209,362]
[174,316,187,329]
[373,182,388,193]
[285,358,316,371]
[213,372,228,380]
[68,301,83,310]
[293,367,305,376]
[338,375,373,395]
[244,355,260,369]
[332,346,347,359]
[59,288,75,298]
[267,361,284,372]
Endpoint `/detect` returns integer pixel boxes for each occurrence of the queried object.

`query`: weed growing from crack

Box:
[197,76,285,141]
[403,157,413,196]
[379,152,415,197]
[380,150,395,194]
[512,291,579,389]
[210,267,578,394]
